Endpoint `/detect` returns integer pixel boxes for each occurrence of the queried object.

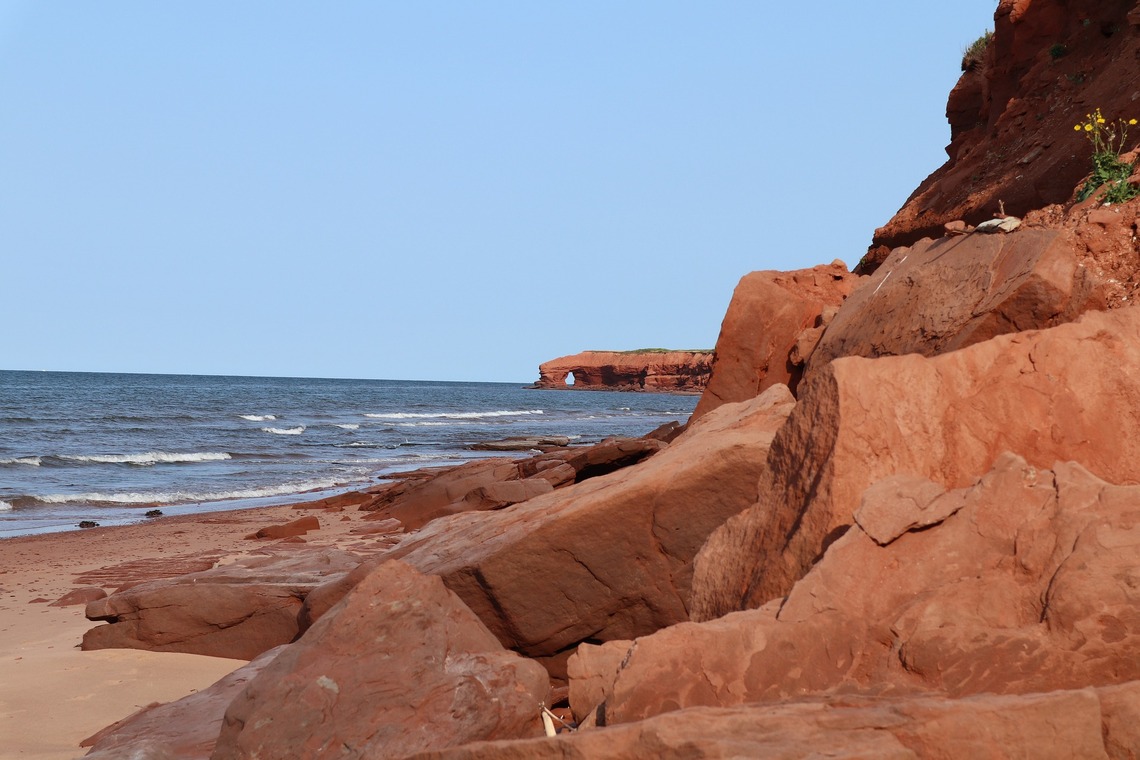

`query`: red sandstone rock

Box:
[382,386,795,667]
[82,549,360,659]
[573,454,1140,727]
[361,458,526,527]
[245,515,320,540]
[533,350,713,393]
[211,560,550,760]
[75,552,225,591]
[807,229,1104,377]
[560,437,663,480]
[81,646,283,759]
[694,306,1140,620]
[691,262,859,419]
[291,490,375,511]
[362,439,667,531]
[49,586,107,607]
[412,685,1131,759]
[462,478,554,510]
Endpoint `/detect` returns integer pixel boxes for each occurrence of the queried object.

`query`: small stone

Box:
[78,520,100,529]
[144,509,163,518]
[975,216,1022,233]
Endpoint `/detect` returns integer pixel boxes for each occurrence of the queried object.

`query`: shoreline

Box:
[0,494,392,758]
[0,481,381,541]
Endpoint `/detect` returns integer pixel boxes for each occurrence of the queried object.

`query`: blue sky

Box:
[1,2,998,382]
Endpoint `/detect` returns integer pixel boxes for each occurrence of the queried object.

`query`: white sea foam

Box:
[240,414,277,421]
[335,423,360,430]
[60,452,232,466]
[37,476,349,506]
[262,426,305,435]
[0,500,13,511]
[364,410,544,420]
[0,456,42,466]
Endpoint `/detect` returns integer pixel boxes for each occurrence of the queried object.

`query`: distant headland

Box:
[531,349,713,393]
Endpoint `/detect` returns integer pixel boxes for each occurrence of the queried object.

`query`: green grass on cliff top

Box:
[585,348,714,354]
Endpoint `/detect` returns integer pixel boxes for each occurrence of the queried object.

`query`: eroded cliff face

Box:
[870,0,1140,261]
[533,350,713,393]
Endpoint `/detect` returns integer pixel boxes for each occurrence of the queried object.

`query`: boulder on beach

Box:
[211,560,550,760]
[245,515,320,540]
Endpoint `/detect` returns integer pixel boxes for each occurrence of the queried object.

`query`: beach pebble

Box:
[245,515,320,540]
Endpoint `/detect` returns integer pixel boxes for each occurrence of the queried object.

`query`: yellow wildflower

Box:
[1131,119,1138,126]
[1085,124,1093,131]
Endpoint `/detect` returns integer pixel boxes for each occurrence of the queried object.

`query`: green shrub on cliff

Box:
[961,30,993,72]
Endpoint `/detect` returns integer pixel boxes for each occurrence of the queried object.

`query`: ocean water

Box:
[0,370,697,537]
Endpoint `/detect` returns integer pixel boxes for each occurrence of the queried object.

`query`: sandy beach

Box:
[0,499,385,759]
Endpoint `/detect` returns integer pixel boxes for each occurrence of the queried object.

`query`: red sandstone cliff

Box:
[868,0,1140,268]
[533,350,712,393]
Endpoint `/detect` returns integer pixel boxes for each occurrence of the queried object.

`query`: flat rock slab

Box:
[853,474,967,545]
[83,549,361,659]
[74,552,225,591]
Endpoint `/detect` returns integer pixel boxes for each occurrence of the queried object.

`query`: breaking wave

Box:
[35,476,350,506]
[59,452,232,466]
[0,500,12,511]
[262,426,305,435]
[240,414,277,421]
[0,456,42,466]
[335,423,360,430]
[337,441,399,448]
